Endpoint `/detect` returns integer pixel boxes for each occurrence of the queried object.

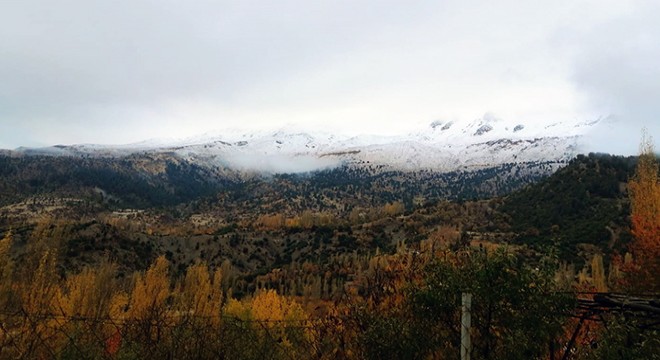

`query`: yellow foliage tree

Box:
[175,262,223,322]
[128,256,171,319]
[257,213,285,230]
[0,232,16,357]
[590,254,607,292]
[21,249,59,316]
[224,289,309,353]
[251,289,299,323]
[0,231,14,312]
[14,248,61,357]
[383,201,405,217]
[225,289,306,324]
[56,261,117,319]
[223,298,251,319]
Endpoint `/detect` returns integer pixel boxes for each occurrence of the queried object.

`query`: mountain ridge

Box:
[10,116,602,174]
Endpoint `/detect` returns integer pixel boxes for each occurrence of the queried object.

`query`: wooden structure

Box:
[556,292,660,360]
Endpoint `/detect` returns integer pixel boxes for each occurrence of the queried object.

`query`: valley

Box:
[0,131,656,360]
[2,1,657,356]
[0,152,636,295]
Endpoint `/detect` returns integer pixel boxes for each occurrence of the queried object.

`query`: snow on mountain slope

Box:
[14,115,601,173]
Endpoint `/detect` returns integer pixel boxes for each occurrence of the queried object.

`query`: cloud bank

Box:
[570,0,660,155]
[0,0,657,154]
[227,154,340,174]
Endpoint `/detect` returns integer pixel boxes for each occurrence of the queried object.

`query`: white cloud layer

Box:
[0,0,657,154]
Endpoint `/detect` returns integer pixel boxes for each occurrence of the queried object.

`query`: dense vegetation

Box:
[0,237,577,359]
[0,146,658,359]
[501,153,637,263]
[0,154,226,207]
[0,153,557,210]
[0,153,636,278]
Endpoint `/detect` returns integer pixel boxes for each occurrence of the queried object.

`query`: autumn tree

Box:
[54,262,119,358]
[591,253,607,292]
[0,231,17,357]
[10,247,62,358]
[56,261,118,319]
[585,134,660,359]
[382,201,405,217]
[223,289,309,359]
[128,256,171,319]
[0,231,13,310]
[627,133,660,291]
[21,249,59,316]
[175,262,223,321]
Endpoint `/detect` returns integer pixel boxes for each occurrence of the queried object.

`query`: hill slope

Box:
[500,153,638,262]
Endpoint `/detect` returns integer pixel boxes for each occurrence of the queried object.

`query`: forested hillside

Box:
[0,150,658,359]
[501,153,637,263]
[0,153,643,289]
[0,152,557,209]
[0,154,228,207]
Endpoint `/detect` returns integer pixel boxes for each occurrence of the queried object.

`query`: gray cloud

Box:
[228,154,340,174]
[570,1,660,155]
[0,0,657,154]
[1,0,443,146]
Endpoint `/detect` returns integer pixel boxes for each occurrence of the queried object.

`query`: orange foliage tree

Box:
[627,133,660,291]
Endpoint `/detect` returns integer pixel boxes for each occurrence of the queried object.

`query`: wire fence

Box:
[0,308,340,360]
[1,292,657,359]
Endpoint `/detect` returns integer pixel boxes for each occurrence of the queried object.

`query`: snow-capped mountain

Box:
[14,115,603,174]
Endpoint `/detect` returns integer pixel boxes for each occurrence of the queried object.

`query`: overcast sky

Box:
[0,0,658,154]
